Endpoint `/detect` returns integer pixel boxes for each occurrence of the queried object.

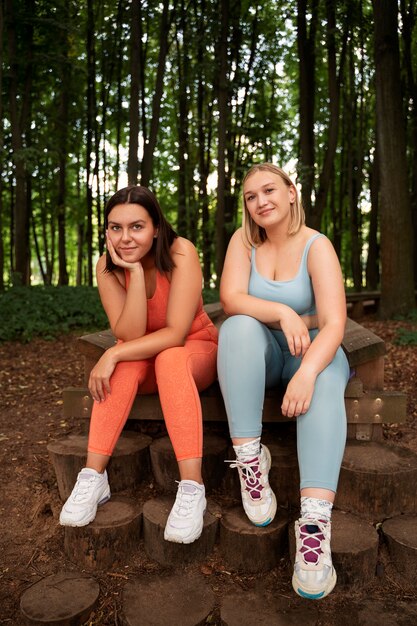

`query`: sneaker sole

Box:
[59,492,111,527]
[292,567,337,600]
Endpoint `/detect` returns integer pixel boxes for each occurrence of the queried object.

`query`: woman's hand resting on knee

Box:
[88,348,118,402]
[281,368,316,417]
[278,308,311,357]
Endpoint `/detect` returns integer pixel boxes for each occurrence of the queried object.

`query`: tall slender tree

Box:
[372,0,415,316]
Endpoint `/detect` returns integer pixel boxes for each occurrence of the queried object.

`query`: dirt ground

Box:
[0,316,416,625]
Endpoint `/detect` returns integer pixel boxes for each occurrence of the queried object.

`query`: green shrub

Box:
[0,285,221,342]
[0,286,108,342]
[394,327,417,346]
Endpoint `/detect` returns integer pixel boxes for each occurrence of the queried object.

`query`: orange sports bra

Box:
[124,269,213,336]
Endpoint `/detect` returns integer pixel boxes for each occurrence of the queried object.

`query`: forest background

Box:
[1,0,416,328]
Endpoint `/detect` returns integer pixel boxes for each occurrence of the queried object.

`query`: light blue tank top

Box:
[248,233,325,316]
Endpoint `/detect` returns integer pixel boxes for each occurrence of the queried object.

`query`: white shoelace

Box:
[173,482,201,518]
[72,474,99,502]
[225,458,263,498]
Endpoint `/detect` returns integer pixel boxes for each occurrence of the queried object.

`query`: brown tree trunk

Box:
[175,0,189,237]
[400,0,417,288]
[141,0,172,187]
[0,0,4,290]
[57,4,70,286]
[127,0,141,185]
[86,0,96,285]
[366,145,380,290]
[6,0,34,285]
[297,0,318,221]
[372,0,415,317]
[196,0,213,288]
[312,0,348,231]
[215,0,229,283]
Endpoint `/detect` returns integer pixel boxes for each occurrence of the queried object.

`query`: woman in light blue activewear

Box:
[217,163,350,600]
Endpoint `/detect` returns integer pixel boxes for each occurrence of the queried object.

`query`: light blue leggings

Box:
[217,315,350,492]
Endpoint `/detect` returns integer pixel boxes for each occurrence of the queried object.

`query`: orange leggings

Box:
[87,337,218,461]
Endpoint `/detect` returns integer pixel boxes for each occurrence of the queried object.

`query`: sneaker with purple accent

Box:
[59,468,111,527]
[164,480,206,544]
[292,518,337,600]
[227,444,277,527]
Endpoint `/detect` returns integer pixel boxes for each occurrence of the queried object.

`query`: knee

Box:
[155,346,187,371]
[219,315,264,346]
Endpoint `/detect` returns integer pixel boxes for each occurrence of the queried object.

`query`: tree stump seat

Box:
[64,496,142,570]
[149,432,228,493]
[219,505,288,573]
[142,495,221,566]
[288,509,380,586]
[382,514,417,585]
[63,303,407,443]
[47,432,152,501]
[20,572,100,625]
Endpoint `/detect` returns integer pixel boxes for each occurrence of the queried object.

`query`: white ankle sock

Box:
[233,437,261,461]
[301,497,333,522]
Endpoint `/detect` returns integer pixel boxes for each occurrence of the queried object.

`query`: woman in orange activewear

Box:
[60,185,218,544]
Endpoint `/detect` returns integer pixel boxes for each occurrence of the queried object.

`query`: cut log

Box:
[149,433,228,493]
[64,496,142,570]
[219,505,288,573]
[221,433,300,508]
[382,514,417,585]
[337,441,417,520]
[121,571,216,626]
[142,495,221,566]
[288,510,379,585]
[19,572,99,626]
[47,432,152,501]
[267,436,300,508]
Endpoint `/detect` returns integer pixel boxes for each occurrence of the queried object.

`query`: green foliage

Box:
[0,286,108,343]
[202,288,219,304]
[393,309,417,345]
[0,285,221,342]
[394,328,417,346]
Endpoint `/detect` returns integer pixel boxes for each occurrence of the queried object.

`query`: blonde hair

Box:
[242,163,305,247]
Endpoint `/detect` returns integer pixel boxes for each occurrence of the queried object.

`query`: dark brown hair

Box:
[104,185,178,273]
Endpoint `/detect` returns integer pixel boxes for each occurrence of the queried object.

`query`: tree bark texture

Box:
[372,0,415,317]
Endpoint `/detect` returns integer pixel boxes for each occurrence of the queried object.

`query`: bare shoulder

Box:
[96,253,107,273]
[229,228,251,255]
[171,237,198,265]
[308,231,340,273]
[171,236,198,257]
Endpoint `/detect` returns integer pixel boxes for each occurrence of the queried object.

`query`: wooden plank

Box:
[76,316,386,371]
[63,387,406,425]
[341,318,385,367]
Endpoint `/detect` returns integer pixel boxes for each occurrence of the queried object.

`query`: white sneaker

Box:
[59,468,111,527]
[227,444,277,527]
[164,480,206,544]
[292,518,337,600]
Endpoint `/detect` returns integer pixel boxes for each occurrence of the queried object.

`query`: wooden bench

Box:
[63,303,407,442]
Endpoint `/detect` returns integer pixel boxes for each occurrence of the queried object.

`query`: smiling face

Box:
[107,203,158,264]
[243,170,296,231]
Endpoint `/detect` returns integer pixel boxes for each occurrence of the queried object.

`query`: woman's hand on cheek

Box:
[88,349,118,403]
[106,233,141,272]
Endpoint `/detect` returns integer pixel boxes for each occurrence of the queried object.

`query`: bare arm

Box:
[89,238,203,401]
[282,236,347,417]
[96,242,148,341]
[220,229,312,356]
